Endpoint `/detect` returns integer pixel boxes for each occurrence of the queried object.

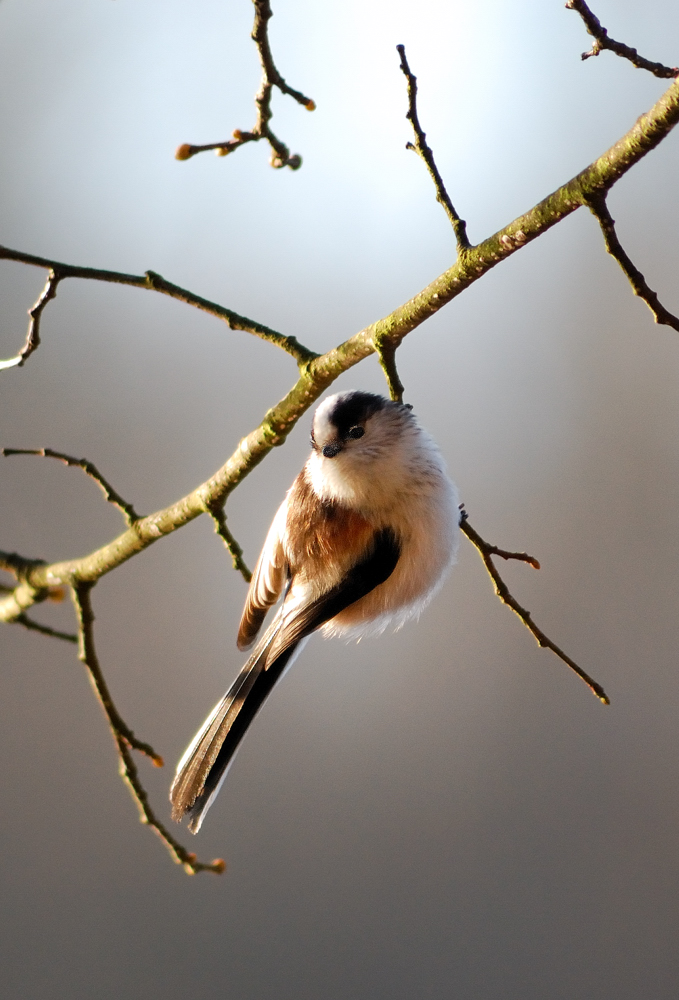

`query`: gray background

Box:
[2,0,679,997]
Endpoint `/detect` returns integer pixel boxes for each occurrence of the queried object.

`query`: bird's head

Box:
[308,391,418,505]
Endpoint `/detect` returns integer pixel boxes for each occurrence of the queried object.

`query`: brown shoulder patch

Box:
[285,470,373,576]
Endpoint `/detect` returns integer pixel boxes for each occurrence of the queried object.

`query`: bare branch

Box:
[0,248,318,368]
[175,0,315,170]
[251,0,314,108]
[72,584,163,765]
[460,516,609,705]
[566,1,679,78]
[3,448,141,526]
[13,613,77,644]
[585,194,679,332]
[3,74,679,392]
[207,505,253,583]
[0,270,61,370]
[2,78,679,615]
[373,335,405,403]
[71,583,225,875]
[397,45,470,253]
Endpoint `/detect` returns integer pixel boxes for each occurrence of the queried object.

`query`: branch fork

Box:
[175,0,315,169]
[460,514,609,705]
[566,0,679,78]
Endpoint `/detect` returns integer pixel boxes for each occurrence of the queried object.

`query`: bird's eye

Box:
[347,426,364,440]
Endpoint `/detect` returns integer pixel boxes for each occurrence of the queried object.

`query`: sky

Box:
[2,1,679,998]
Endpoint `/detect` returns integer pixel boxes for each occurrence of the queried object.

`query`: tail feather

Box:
[170,615,305,833]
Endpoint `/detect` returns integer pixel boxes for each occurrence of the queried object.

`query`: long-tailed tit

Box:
[171,391,460,832]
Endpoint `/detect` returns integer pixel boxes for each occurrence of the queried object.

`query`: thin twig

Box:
[14,613,77,644]
[208,505,252,583]
[71,583,225,875]
[586,194,679,332]
[397,45,470,253]
[175,0,315,169]
[460,515,609,705]
[251,0,314,107]
[3,448,141,526]
[0,270,61,370]
[72,584,164,764]
[0,247,318,369]
[566,1,679,78]
[373,336,405,403]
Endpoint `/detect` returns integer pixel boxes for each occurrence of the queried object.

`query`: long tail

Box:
[170,618,305,833]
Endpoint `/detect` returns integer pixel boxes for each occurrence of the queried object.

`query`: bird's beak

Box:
[321,440,343,458]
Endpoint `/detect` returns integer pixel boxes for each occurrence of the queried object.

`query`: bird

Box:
[170,390,460,833]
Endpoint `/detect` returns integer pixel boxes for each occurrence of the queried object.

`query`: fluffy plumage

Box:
[170,391,460,832]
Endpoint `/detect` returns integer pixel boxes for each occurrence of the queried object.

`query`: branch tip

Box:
[177,0,314,170]
[174,144,195,161]
[71,584,222,874]
[460,517,608,704]
[566,0,678,78]
[397,45,470,254]
[3,448,140,525]
[586,194,679,333]
[0,269,61,370]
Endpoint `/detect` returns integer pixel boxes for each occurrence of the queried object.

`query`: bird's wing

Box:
[171,527,401,833]
[266,527,401,662]
[237,502,289,651]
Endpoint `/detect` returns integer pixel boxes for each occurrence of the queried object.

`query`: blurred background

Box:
[2,0,679,997]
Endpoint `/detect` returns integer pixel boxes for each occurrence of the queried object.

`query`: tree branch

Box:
[3,448,141,526]
[565,0,679,78]
[0,270,61,370]
[0,551,52,622]
[71,583,225,875]
[13,612,77,644]
[4,73,679,378]
[72,584,163,765]
[373,335,406,403]
[460,516,609,705]
[585,194,679,332]
[208,505,253,583]
[396,45,470,253]
[2,75,678,616]
[0,249,318,369]
[175,0,315,170]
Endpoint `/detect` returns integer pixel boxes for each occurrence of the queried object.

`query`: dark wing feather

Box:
[267,527,401,662]
[171,528,401,833]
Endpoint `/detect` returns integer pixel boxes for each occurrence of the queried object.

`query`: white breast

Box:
[311,423,460,639]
